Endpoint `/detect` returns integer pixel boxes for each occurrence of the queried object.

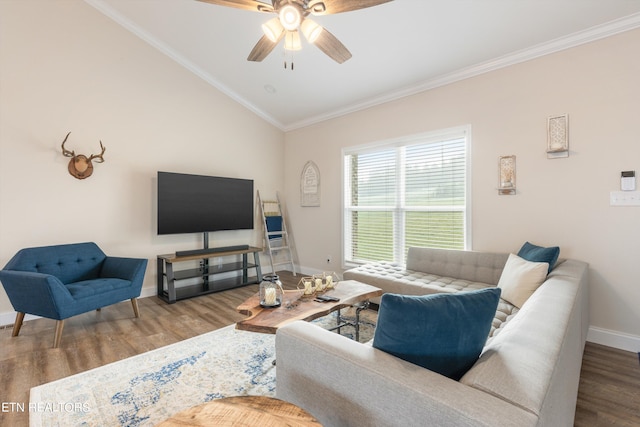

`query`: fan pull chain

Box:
[283,47,294,71]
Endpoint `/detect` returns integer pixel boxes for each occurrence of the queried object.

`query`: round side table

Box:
[157,395,321,426]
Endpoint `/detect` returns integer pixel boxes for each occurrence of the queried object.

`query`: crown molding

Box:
[284,12,640,131]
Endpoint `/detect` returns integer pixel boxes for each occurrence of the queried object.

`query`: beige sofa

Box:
[275,247,589,426]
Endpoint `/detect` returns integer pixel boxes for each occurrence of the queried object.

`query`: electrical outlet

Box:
[327,255,332,264]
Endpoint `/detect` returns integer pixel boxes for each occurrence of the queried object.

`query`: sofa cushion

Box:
[497,253,548,308]
[65,278,132,299]
[372,288,501,380]
[517,241,559,274]
[489,299,519,340]
[343,261,495,297]
[406,248,509,285]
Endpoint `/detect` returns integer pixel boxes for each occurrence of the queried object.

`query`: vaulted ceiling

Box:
[86,0,640,130]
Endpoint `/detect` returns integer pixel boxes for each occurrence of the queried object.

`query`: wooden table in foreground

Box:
[235,279,382,334]
[157,396,321,427]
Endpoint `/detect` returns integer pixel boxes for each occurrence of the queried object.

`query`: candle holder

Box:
[260,274,283,308]
[297,276,316,299]
[297,272,342,299]
[322,271,341,290]
[313,274,327,293]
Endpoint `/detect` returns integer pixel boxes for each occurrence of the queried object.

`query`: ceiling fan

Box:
[196,0,393,64]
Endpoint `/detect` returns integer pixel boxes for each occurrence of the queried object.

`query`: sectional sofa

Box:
[275,247,589,426]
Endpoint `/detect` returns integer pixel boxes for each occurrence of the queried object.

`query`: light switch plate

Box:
[610,191,640,206]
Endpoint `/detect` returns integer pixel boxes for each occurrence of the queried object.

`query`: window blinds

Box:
[344,132,468,265]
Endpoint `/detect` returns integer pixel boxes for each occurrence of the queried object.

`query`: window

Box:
[343,127,470,266]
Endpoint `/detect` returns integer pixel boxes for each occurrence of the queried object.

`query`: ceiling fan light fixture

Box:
[301,19,323,43]
[284,30,302,51]
[201,0,384,65]
[262,17,284,42]
[279,4,302,31]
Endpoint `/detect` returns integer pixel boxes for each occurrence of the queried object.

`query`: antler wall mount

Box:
[196,0,393,66]
[60,132,106,180]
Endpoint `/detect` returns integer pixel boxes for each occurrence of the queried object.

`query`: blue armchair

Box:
[0,242,147,348]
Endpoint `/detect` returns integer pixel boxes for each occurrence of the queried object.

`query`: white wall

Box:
[0,1,284,316]
[284,29,640,351]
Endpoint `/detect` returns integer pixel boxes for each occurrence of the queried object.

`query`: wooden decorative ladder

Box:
[257,190,296,276]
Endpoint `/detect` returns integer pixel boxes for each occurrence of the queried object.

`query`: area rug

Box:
[30,309,376,427]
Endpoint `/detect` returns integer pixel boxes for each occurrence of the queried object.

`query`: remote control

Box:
[316,295,340,302]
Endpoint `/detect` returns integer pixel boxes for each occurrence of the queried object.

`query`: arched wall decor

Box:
[300,161,320,207]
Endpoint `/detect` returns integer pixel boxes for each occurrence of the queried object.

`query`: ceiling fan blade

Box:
[314,28,352,64]
[308,0,392,15]
[196,0,274,13]
[247,33,284,62]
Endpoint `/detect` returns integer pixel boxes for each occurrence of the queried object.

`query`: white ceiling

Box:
[86,0,640,131]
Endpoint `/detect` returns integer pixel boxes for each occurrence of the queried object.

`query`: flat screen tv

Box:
[157,171,254,235]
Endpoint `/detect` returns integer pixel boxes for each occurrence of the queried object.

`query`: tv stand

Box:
[157,246,262,304]
[175,245,250,257]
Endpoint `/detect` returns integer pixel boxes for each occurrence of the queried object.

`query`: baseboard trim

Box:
[0,312,39,328]
[140,286,157,299]
[587,326,640,353]
[296,265,324,277]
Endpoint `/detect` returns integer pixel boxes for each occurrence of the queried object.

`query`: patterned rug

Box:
[29,309,376,427]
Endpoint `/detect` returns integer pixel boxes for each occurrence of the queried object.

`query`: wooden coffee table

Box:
[236,279,382,337]
[157,396,320,426]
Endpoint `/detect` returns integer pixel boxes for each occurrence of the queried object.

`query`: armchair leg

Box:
[53,320,65,348]
[12,312,25,337]
[131,298,140,318]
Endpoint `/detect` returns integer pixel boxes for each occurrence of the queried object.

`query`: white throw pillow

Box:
[497,253,549,308]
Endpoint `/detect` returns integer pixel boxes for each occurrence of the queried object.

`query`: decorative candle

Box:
[303,280,313,295]
[315,278,324,292]
[264,287,277,305]
[326,275,334,289]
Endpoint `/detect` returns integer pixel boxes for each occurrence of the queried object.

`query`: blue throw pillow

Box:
[372,288,501,380]
[517,241,559,273]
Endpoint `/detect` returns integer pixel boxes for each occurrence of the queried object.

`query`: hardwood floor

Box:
[575,342,640,426]
[0,282,261,427]
[1,271,638,426]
